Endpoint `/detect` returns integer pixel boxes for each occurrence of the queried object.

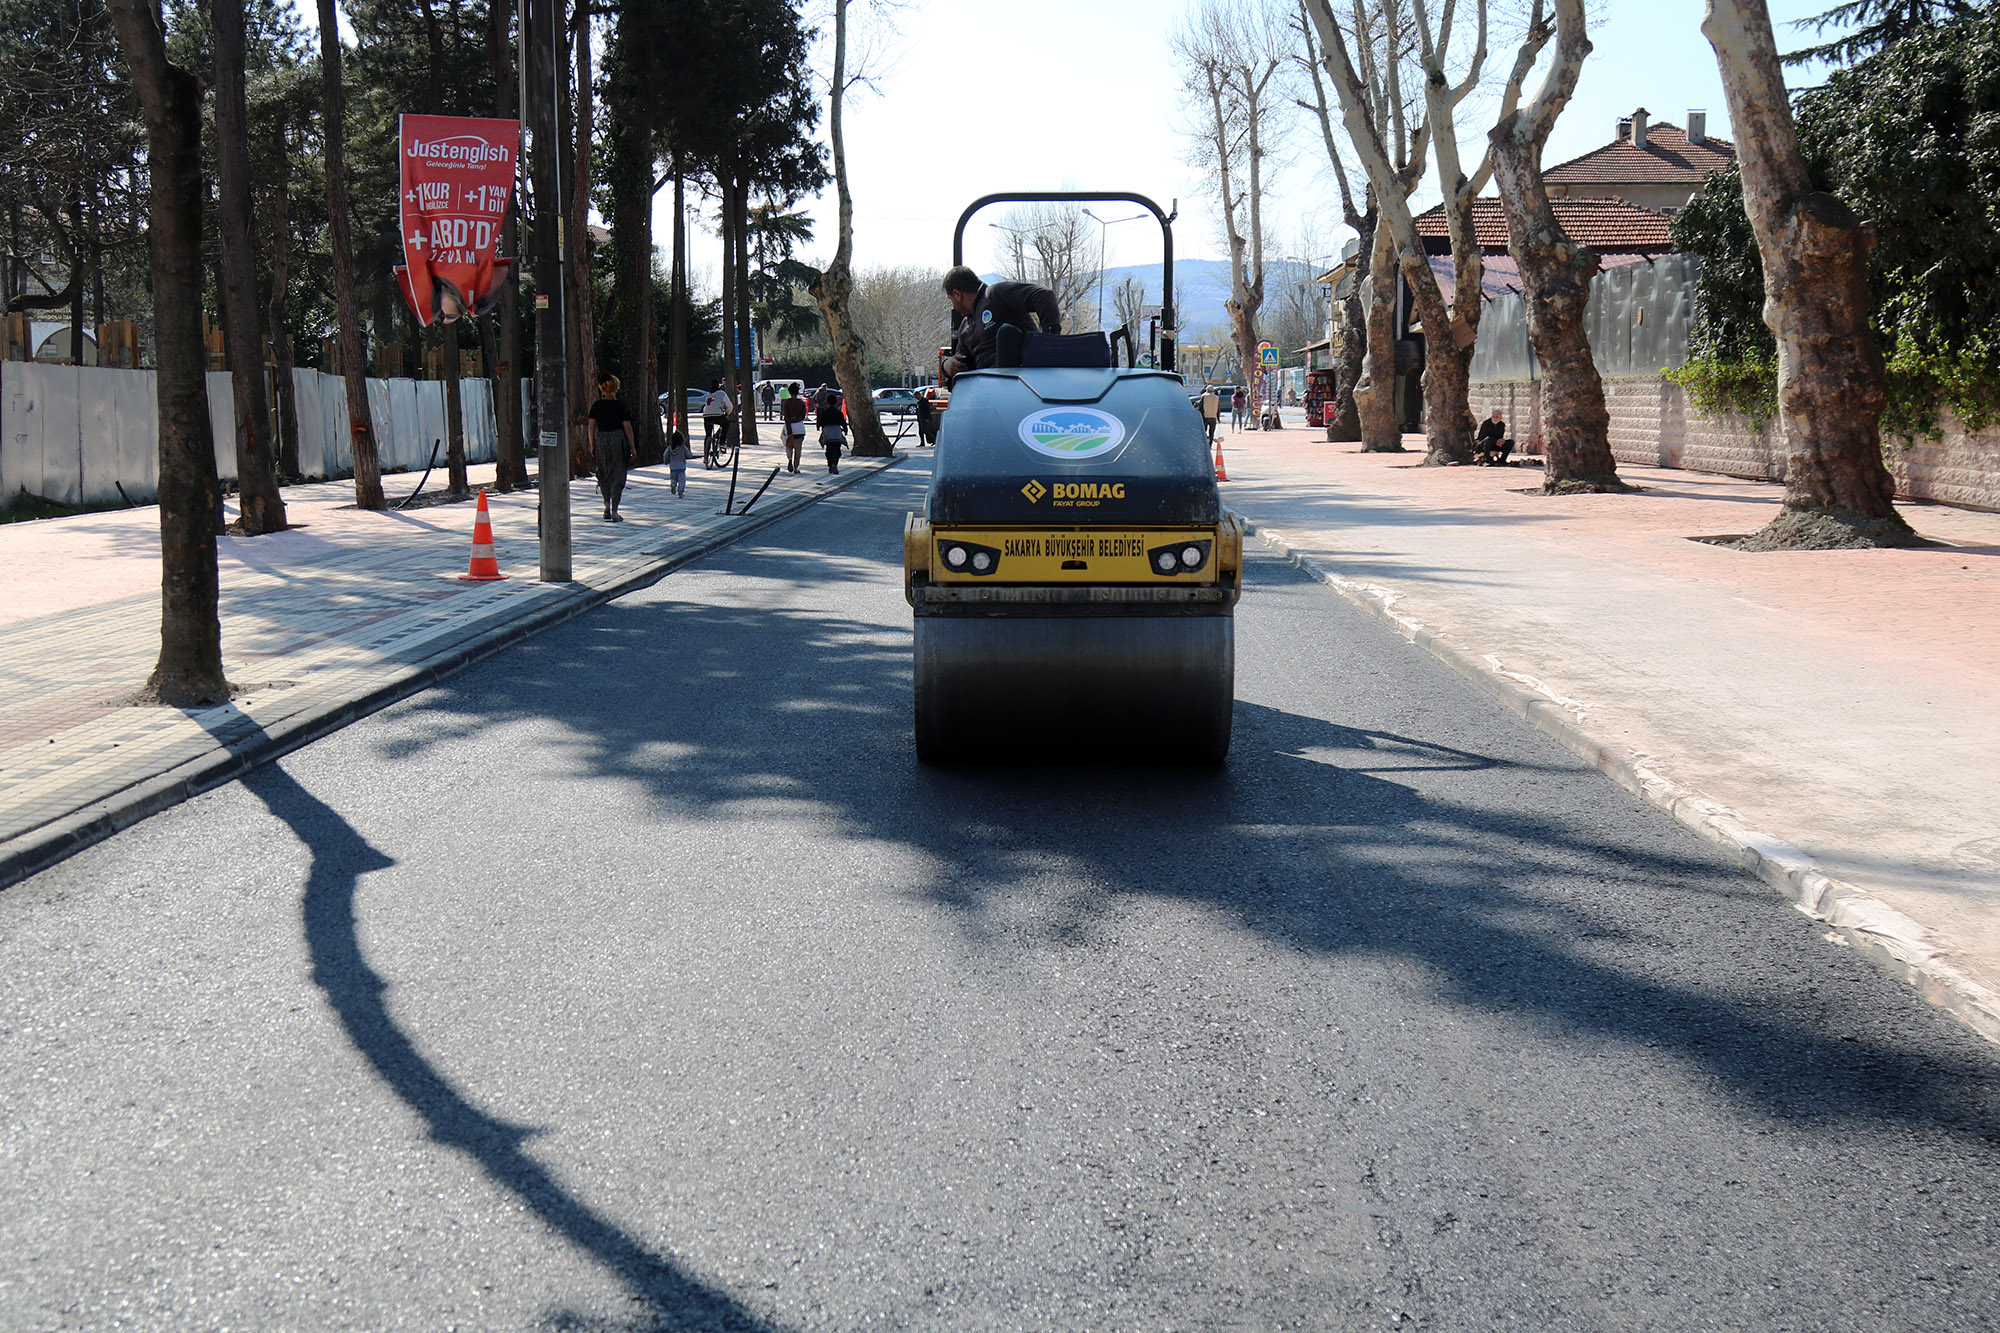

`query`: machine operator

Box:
[939,265,1062,384]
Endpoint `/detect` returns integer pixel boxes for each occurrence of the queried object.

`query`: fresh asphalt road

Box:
[3,458,1997,1332]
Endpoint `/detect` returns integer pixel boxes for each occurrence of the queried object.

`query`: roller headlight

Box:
[1147,539,1211,576]
[935,538,1001,577]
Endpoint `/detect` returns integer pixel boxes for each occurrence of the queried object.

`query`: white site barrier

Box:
[2,362,518,508]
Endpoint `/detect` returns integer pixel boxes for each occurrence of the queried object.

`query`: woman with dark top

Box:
[587,374,637,521]
[780,387,808,472]
[815,385,847,473]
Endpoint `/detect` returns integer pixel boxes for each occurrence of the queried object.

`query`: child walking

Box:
[666,430,691,497]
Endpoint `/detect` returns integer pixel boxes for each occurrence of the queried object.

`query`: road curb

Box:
[1248,520,2000,1048]
[0,455,905,892]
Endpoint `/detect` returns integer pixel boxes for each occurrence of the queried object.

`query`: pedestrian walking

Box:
[1199,385,1220,444]
[760,380,777,420]
[1231,387,1248,432]
[701,380,733,467]
[666,429,692,496]
[780,384,808,472]
[814,382,845,427]
[587,374,637,522]
[914,390,937,449]
[820,421,845,474]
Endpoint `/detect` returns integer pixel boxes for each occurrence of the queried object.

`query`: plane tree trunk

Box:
[1701,0,1910,547]
[212,0,286,533]
[567,0,598,475]
[107,0,230,705]
[1355,223,1404,451]
[1488,0,1624,492]
[316,0,385,509]
[442,325,467,494]
[264,138,301,480]
[487,0,524,490]
[810,0,889,458]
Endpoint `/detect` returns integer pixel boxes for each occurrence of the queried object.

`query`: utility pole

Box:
[524,0,569,580]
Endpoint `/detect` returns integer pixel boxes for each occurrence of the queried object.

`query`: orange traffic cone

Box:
[1214,440,1228,482]
[458,490,508,582]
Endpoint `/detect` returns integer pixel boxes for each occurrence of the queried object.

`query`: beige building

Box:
[1543,107,1738,215]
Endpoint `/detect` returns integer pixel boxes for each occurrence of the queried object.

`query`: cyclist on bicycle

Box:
[701,380,734,467]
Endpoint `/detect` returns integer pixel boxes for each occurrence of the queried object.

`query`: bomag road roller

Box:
[904,192,1244,762]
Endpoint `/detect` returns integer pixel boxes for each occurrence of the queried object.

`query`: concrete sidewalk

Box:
[1217,426,2000,1045]
[0,448,902,888]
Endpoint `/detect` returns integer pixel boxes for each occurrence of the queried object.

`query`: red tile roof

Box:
[1413,196,1676,255]
[1544,120,1736,186]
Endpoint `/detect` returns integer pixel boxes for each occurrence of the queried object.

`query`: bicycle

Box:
[703,418,738,470]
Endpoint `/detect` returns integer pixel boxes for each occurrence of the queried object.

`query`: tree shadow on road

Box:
[243,762,788,1333]
[379,565,2000,1150]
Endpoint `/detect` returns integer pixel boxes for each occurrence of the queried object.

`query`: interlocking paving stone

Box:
[0,453,900,876]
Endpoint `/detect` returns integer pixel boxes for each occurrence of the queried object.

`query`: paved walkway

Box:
[1215,425,2000,1043]
[0,448,902,887]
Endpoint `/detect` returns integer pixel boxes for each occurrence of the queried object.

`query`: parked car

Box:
[872,386,921,416]
[658,387,710,419]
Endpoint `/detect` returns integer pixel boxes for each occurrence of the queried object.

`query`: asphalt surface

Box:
[3,457,1997,1332]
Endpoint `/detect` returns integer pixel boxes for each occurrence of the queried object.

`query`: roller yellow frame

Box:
[906,514,1244,590]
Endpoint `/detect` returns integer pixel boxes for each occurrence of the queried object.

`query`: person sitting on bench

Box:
[1474,409,1513,465]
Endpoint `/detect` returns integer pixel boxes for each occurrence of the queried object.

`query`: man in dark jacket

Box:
[939,265,1061,382]
[1474,409,1512,465]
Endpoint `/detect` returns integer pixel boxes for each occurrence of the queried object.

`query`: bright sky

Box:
[778,0,1842,278]
[298,0,1844,283]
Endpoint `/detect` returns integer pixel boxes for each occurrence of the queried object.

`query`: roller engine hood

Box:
[926,368,1220,527]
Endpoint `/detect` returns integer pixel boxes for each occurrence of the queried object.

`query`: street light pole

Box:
[1081,208,1107,330]
[524,0,569,580]
[1081,208,1150,334]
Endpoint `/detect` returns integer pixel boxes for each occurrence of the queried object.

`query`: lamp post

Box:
[1080,208,1148,332]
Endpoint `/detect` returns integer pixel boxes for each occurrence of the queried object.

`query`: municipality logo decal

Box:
[1017,408,1127,460]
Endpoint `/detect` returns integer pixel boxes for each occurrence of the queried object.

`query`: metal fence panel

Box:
[1469,291,1536,382]
[110,365,157,500]
[1471,254,1699,385]
[2,362,46,503]
[205,370,236,482]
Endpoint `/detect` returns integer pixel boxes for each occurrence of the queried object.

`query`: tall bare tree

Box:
[1701,0,1911,546]
[210,0,286,533]
[106,0,228,705]
[1111,274,1149,350]
[1307,0,1537,464]
[566,0,598,478]
[992,202,1097,330]
[1176,0,1285,426]
[809,0,889,457]
[484,0,525,489]
[315,0,384,508]
[261,116,301,479]
[1296,0,1427,450]
[1488,0,1625,492]
[850,264,949,377]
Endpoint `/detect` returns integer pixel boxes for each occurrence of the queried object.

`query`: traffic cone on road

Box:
[458,489,508,582]
[1214,440,1228,482]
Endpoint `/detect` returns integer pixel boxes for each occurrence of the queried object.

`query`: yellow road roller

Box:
[905,192,1243,761]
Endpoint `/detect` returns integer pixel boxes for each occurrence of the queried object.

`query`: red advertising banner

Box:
[397,113,519,325]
